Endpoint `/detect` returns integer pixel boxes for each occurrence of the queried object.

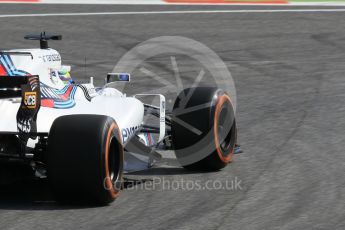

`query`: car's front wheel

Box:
[171,87,237,171]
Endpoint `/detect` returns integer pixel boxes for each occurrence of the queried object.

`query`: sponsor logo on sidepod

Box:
[122,126,140,143]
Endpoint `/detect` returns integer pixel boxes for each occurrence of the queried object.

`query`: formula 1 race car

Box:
[0,33,237,205]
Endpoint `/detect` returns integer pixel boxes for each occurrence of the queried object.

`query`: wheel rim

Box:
[105,123,123,199]
[108,137,116,181]
[218,106,233,153]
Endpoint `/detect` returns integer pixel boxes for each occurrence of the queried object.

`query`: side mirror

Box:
[106,73,130,83]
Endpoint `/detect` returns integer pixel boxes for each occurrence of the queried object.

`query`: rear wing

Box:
[0,76,41,146]
[0,76,28,99]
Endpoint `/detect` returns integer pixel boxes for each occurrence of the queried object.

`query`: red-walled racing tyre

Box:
[172,87,237,171]
[48,115,123,205]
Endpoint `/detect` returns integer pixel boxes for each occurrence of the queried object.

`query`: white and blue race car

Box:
[0,33,237,205]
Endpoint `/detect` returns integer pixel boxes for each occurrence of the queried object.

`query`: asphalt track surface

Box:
[1,4,345,230]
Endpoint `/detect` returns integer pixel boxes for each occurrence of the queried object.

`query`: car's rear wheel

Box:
[47,115,123,205]
[171,87,237,171]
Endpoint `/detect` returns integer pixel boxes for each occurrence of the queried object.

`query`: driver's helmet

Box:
[50,65,73,85]
[58,65,73,84]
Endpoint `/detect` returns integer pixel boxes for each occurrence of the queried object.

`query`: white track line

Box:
[2,0,345,5]
[1,9,345,18]
[2,0,345,6]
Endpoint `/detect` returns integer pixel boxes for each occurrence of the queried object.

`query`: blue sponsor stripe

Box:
[0,54,29,76]
[0,55,12,75]
[51,85,78,109]
[53,84,70,94]
[3,55,16,75]
[70,85,78,98]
